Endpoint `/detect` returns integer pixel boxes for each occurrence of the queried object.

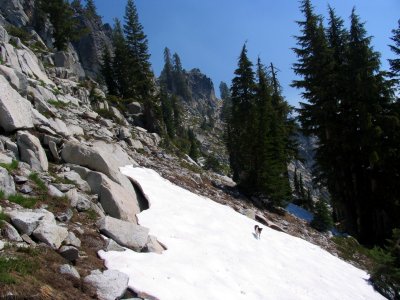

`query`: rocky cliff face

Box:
[186,68,218,114]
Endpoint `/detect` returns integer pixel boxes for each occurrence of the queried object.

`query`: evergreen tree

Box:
[100,47,117,96]
[161,91,175,138]
[38,0,81,50]
[220,81,232,121]
[389,20,400,87]
[111,19,131,98]
[172,53,191,100]
[305,188,314,211]
[160,47,174,91]
[172,95,182,135]
[294,168,300,195]
[123,0,154,100]
[227,44,257,190]
[311,200,333,232]
[85,0,98,19]
[188,129,200,161]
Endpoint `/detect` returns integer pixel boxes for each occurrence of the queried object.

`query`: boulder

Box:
[62,171,91,192]
[127,139,144,150]
[97,216,149,251]
[8,209,55,235]
[104,239,125,252]
[59,245,79,261]
[0,166,16,196]
[0,240,4,251]
[84,269,129,300]
[56,209,73,223]
[32,222,68,249]
[20,184,32,194]
[0,25,9,43]
[17,131,48,171]
[61,140,136,186]
[48,118,71,137]
[118,127,131,140]
[0,75,34,132]
[144,235,165,254]
[0,65,28,94]
[86,171,140,222]
[59,264,80,279]
[127,102,142,114]
[63,231,81,248]
[48,185,64,198]
[2,221,23,242]
[109,107,129,126]
[48,141,61,161]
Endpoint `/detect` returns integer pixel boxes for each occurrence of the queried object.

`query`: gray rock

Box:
[97,216,149,252]
[14,175,28,184]
[48,141,61,162]
[110,107,129,126]
[0,65,28,94]
[0,166,15,196]
[59,245,79,261]
[0,25,9,43]
[59,264,80,279]
[84,269,129,300]
[75,193,91,212]
[243,209,256,220]
[62,171,90,192]
[21,234,36,245]
[127,102,143,114]
[48,185,64,198]
[20,184,32,194]
[32,222,68,249]
[52,183,75,192]
[127,139,144,150]
[118,127,131,140]
[0,75,34,132]
[48,118,71,137]
[8,209,55,235]
[144,235,165,254]
[2,221,23,242]
[56,209,73,223]
[4,140,19,159]
[0,152,12,165]
[64,231,81,248]
[17,131,48,171]
[0,240,4,251]
[86,171,139,222]
[104,239,126,252]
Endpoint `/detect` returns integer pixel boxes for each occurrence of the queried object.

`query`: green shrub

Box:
[0,189,4,199]
[369,229,400,299]
[48,99,68,109]
[28,172,47,193]
[0,256,38,284]
[8,194,38,209]
[5,25,31,42]
[0,160,19,172]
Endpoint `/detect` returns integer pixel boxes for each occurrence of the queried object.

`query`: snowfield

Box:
[98,166,385,300]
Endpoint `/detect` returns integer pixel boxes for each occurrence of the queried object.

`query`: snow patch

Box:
[99,166,385,300]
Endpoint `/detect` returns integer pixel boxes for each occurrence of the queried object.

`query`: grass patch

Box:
[0,189,4,199]
[29,172,47,193]
[8,194,38,209]
[5,25,31,42]
[48,99,68,109]
[0,160,19,172]
[179,160,203,174]
[332,236,374,270]
[95,108,115,120]
[85,208,98,221]
[0,256,39,285]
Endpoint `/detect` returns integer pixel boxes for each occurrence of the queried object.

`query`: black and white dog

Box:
[254,225,263,239]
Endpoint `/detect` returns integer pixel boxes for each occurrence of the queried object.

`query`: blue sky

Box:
[94,0,399,106]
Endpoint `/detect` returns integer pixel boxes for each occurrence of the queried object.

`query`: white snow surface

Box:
[99,166,385,300]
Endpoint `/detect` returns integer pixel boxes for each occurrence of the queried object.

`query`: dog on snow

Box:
[254,225,263,239]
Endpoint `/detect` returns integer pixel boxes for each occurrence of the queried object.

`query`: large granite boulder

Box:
[17,131,48,171]
[0,166,15,196]
[84,269,129,300]
[97,216,149,252]
[0,75,34,132]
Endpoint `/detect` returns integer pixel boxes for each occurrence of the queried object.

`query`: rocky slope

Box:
[0,2,374,299]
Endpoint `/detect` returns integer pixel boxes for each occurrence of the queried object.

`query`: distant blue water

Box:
[286,203,342,236]
[286,203,314,222]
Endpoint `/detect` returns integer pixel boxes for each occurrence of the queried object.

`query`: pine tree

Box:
[111,19,131,98]
[160,47,174,91]
[38,0,81,50]
[100,47,117,96]
[85,0,98,19]
[389,19,400,88]
[123,0,154,100]
[294,168,300,195]
[311,200,333,232]
[227,44,257,190]
[161,91,175,138]
[188,129,200,161]
[172,53,191,100]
